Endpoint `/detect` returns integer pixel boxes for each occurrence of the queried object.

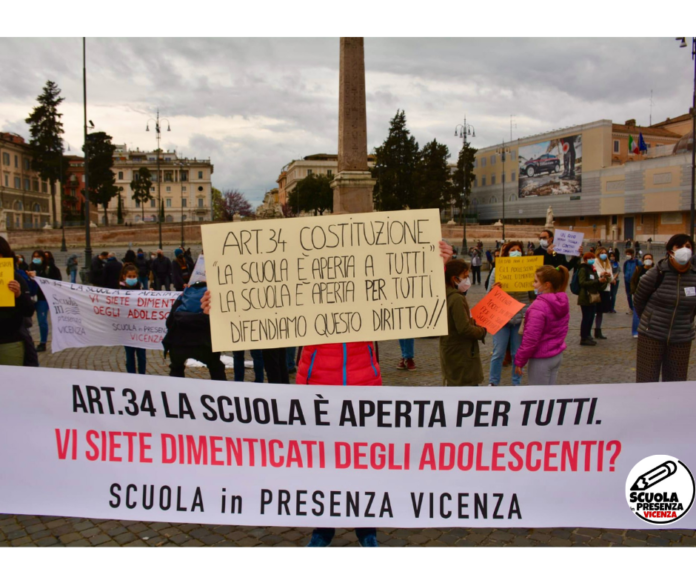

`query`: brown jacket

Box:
[439,287,487,386]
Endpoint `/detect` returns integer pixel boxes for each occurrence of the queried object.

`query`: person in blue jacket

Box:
[622,248,641,314]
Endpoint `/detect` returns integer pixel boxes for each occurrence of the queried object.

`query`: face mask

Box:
[509,251,522,258]
[673,247,693,265]
[626,255,633,261]
[32,257,42,265]
[599,254,608,260]
[588,259,595,265]
[125,277,138,286]
[137,253,144,258]
[457,277,471,293]
[644,259,653,266]
[539,239,549,249]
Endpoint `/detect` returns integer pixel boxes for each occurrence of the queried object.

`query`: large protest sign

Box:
[470,286,524,335]
[1,365,695,529]
[35,278,180,353]
[0,258,14,307]
[553,229,584,257]
[495,256,543,292]
[201,209,448,352]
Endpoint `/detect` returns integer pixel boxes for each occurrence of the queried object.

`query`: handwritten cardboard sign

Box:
[201,209,448,352]
[495,256,543,292]
[553,229,584,257]
[0,258,15,307]
[470,286,525,336]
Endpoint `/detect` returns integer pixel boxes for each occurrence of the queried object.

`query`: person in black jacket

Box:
[134,248,150,290]
[122,249,137,266]
[89,251,109,286]
[171,248,191,291]
[163,282,226,380]
[151,249,172,290]
[534,229,583,270]
[103,253,123,290]
[26,249,62,352]
[0,237,36,366]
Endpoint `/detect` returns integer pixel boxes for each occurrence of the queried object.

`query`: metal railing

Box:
[643,144,676,159]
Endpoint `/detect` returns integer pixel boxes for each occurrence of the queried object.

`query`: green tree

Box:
[130,167,153,221]
[451,141,478,249]
[25,80,65,227]
[211,187,224,220]
[83,131,118,225]
[417,138,451,211]
[289,173,333,216]
[372,110,420,211]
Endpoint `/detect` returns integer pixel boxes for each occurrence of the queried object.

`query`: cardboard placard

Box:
[470,286,525,335]
[494,256,544,292]
[0,258,15,307]
[553,229,584,257]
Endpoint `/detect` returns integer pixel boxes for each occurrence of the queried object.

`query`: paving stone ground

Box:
[3,246,696,547]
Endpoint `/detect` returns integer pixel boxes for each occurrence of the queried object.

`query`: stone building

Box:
[0,132,53,230]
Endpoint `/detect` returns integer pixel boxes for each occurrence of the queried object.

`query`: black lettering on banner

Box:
[312,491,325,516]
[109,483,121,508]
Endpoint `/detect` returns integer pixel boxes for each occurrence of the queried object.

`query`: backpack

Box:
[175,281,206,314]
[570,265,584,295]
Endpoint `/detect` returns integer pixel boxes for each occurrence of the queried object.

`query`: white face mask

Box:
[644,259,653,266]
[539,239,549,249]
[673,247,693,265]
[457,277,471,293]
[509,250,522,258]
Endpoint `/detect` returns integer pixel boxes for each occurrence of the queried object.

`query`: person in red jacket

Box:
[199,240,454,546]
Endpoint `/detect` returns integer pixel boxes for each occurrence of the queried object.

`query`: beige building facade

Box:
[470,118,695,242]
[0,132,53,230]
[111,145,214,225]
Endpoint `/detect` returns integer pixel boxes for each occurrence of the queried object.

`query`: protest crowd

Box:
[1,228,695,547]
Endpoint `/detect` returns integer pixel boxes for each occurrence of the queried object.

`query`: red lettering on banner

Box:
[492,442,506,471]
[139,433,153,463]
[210,436,223,466]
[543,441,560,471]
[161,434,176,463]
[55,428,71,460]
[336,442,351,469]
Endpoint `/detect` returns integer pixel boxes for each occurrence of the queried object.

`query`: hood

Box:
[536,292,569,317]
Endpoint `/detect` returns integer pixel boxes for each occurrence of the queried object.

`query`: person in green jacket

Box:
[440,259,487,386]
[577,252,610,346]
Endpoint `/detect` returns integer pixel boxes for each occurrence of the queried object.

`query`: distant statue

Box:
[545,206,554,228]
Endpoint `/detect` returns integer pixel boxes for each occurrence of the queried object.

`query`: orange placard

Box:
[470,285,525,336]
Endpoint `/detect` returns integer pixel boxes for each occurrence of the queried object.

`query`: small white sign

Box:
[685,287,696,297]
[553,229,584,257]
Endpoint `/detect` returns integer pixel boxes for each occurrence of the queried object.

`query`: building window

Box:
[613,140,620,153]
[24,159,30,170]
[14,200,23,211]
[24,178,30,190]
[14,177,21,189]
[150,199,156,208]
[511,171,516,182]
[118,171,123,180]
[511,151,517,161]
[198,171,203,179]
[490,197,497,204]
[491,175,496,186]
[641,214,644,225]
[481,176,486,187]
[327,170,333,177]
[164,171,173,182]
[661,212,682,225]
[481,158,486,168]
[307,169,313,176]
[473,178,478,188]
[180,171,188,182]
[135,200,140,208]
[198,198,204,208]
[611,215,618,225]
[502,172,506,183]
[151,187,156,192]
[182,214,187,221]
[32,179,39,191]
[473,159,478,168]
[182,198,187,207]
[164,157,171,162]
[33,203,41,213]
[14,155,19,168]
[2,153,9,165]
[182,186,187,192]
[166,186,171,192]
[3,174,8,187]
[42,182,48,193]
[166,199,172,208]
[490,155,496,165]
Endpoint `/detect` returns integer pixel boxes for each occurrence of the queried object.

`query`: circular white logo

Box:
[625,455,695,525]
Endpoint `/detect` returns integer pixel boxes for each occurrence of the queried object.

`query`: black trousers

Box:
[471,265,481,284]
[261,347,289,384]
[169,345,227,381]
[580,305,596,338]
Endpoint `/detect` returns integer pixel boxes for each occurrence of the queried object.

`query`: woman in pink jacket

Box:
[514,265,570,386]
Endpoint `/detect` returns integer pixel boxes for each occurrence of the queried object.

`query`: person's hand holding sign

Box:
[201,290,211,315]
[7,280,21,298]
[439,240,453,265]
[515,365,523,377]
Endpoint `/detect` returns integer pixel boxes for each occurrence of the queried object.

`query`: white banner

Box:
[35,278,181,353]
[1,365,695,529]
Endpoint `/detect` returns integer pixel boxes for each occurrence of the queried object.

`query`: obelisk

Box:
[331,37,376,215]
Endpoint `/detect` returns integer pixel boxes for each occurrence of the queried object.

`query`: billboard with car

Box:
[518,134,582,197]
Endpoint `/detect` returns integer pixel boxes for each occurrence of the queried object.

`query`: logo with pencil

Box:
[625,455,695,525]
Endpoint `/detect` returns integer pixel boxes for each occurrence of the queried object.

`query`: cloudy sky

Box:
[0,37,691,207]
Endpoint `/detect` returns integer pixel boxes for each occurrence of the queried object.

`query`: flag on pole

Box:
[639,133,648,153]
[628,135,640,155]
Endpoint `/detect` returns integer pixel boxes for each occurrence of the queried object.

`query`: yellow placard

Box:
[201,209,449,352]
[494,256,544,292]
[0,258,15,307]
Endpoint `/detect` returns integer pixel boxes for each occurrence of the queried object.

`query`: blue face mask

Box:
[509,251,522,258]
[32,257,42,265]
[599,253,608,260]
[137,253,144,258]
[588,259,596,265]
[125,277,138,287]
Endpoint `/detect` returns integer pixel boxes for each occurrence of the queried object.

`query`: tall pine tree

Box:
[83,132,118,225]
[26,80,65,228]
[372,110,420,211]
[451,142,478,249]
[417,139,451,211]
[130,167,153,221]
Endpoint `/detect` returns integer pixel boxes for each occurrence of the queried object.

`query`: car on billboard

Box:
[522,154,560,177]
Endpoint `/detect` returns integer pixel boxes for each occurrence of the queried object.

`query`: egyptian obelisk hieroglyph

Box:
[331,37,376,215]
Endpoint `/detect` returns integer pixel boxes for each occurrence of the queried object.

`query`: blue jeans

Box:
[138,275,149,290]
[610,283,619,311]
[632,308,640,336]
[233,350,264,382]
[35,300,49,343]
[399,339,415,359]
[70,270,77,283]
[624,281,634,311]
[124,346,147,374]
[489,322,522,386]
[286,347,296,371]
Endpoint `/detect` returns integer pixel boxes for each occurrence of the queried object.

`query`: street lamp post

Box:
[82,37,93,281]
[676,37,696,240]
[454,116,476,252]
[59,141,70,253]
[180,162,186,249]
[146,109,171,250]
[496,141,511,241]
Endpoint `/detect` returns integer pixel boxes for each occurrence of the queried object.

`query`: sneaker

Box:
[633,334,639,339]
[406,358,416,371]
[358,534,379,547]
[36,343,46,353]
[396,358,406,370]
[307,533,332,547]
